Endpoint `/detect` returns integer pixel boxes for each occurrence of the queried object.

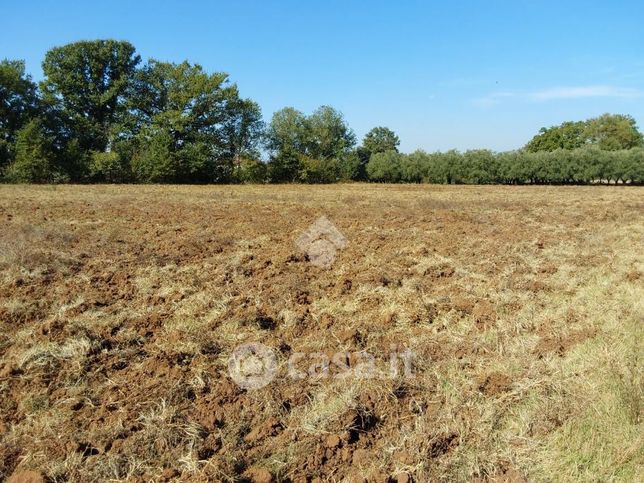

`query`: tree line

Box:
[1,39,643,184]
[366,147,643,184]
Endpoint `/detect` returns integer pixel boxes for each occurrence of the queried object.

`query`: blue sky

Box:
[3,0,644,152]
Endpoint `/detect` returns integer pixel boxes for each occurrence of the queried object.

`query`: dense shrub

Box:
[4,119,55,183]
[298,157,341,184]
[90,151,131,183]
[233,158,267,183]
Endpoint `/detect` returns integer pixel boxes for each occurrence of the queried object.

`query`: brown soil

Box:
[534,328,598,358]
[0,184,641,482]
[477,372,513,396]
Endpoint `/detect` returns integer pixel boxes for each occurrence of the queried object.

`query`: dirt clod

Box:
[472,300,497,328]
[478,372,512,396]
[325,434,341,448]
[7,470,45,483]
[243,466,273,483]
[393,472,411,483]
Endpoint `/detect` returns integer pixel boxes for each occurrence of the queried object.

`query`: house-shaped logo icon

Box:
[295,216,348,268]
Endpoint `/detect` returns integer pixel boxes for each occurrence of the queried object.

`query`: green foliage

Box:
[298,157,341,183]
[233,158,267,183]
[221,98,264,162]
[585,114,644,150]
[362,126,400,155]
[267,151,301,183]
[131,126,177,183]
[59,138,89,182]
[525,121,587,152]
[461,149,497,184]
[399,151,425,182]
[336,151,360,181]
[90,150,131,183]
[526,114,644,152]
[354,126,400,180]
[129,60,250,183]
[627,148,644,183]
[5,119,54,183]
[306,106,356,159]
[267,106,355,182]
[366,150,404,182]
[266,107,308,157]
[0,59,39,169]
[361,147,644,185]
[2,39,644,186]
[41,40,140,154]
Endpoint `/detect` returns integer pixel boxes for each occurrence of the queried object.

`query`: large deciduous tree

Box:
[305,105,356,159]
[221,97,264,164]
[266,105,355,182]
[585,114,644,150]
[129,60,257,183]
[265,107,307,182]
[362,126,400,155]
[41,40,141,154]
[525,121,587,152]
[525,114,644,152]
[356,126,400,180]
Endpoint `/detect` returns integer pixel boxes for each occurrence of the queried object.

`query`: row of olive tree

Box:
[366,147,644,184]
[258,113,643,185]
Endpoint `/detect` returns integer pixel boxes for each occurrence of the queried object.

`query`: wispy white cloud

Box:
[474,85,644,107]
[529,85,643,101]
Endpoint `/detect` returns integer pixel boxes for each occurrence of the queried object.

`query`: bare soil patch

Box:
[0,184,642,481]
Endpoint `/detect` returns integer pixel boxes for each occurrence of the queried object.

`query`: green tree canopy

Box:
[266,107,308,156]
[0,60,39,168]
[355,126,400,180]
[129,60,248,182]
[585,114,644,150]
[2,38,643,186]
[221,97,264,163]
[5,118,55,183]
[306,105,356,159]
[266,105,355,182]
[267,106,355,159]
[41,40,141,153]
[525,114,644,152]
[362,126,400,155]
[525,121,587,152]
[366,150,404,182]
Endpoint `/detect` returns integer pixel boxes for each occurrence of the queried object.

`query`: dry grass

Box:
[0,184,642,482]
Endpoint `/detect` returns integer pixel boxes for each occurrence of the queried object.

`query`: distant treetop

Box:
[525,114,644,152]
